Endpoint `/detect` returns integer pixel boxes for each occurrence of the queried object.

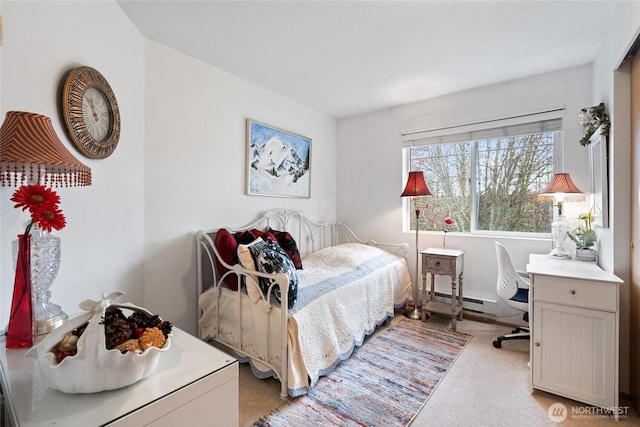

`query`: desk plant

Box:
[568,209,597,261]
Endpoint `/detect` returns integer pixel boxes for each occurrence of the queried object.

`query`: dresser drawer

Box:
[423,257,452,274]
[533,275,617,311]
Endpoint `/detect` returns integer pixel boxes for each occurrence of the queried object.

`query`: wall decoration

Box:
[246,120,311,198]
[578,103,610,146]
[61,66,120,159]
[589,128,609,228]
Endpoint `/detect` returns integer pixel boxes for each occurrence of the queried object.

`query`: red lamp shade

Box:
[0,111,92,187]
[541,173,583,194]
[401,171,431,197]
[539,172,585,202]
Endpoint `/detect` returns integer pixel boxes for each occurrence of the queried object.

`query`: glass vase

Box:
[6,234,34,348]
[12,223,67,335]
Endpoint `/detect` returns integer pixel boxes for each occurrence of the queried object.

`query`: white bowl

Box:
[26,292,171,394]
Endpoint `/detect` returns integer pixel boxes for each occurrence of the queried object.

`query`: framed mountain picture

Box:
[246,119,311,198]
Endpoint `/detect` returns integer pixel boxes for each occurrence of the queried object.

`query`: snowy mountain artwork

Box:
[247,120,311,198]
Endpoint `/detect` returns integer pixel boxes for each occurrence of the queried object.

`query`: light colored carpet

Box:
[237,313,639,426]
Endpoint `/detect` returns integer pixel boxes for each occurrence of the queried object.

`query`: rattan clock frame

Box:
[61,66,120,159]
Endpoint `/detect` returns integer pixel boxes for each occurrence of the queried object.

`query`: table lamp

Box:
[1,111,92,337]
[539,172,585,259]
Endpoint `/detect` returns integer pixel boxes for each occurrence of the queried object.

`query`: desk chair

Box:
[493,242,530,348]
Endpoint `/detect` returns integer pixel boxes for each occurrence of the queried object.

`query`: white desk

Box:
[527,254,623,411]
[0,328,239,426]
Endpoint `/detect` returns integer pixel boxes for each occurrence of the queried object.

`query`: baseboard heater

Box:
[428,291,497,316]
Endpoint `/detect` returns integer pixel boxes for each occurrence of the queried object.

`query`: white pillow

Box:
[237,238,263,303]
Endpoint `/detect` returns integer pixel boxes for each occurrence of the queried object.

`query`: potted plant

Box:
[568,209,597,262]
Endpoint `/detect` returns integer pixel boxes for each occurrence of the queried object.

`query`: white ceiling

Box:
[117,0,618,119]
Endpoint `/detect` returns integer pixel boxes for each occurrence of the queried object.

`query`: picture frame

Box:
[589,127,609,228]
[246,119,311,198]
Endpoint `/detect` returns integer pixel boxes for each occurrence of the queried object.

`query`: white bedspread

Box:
[198,242,411,396]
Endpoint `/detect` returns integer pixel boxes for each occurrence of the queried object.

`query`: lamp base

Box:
[35,310,68,335]
[404,305,429,320]
[548,250,570,260]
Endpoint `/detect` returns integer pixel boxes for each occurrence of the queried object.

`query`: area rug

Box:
[252,318,472,426]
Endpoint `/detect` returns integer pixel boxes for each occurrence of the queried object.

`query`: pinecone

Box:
[128,311,152,327]
[103,317,133,349]
[128,311,162,328]
[139,327,166,350]
[104,307,127,322]
[157,320,173,338]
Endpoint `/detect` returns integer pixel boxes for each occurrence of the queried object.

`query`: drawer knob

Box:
[435,261,440,266]
[535,342,541,347]
[570,290,576,295]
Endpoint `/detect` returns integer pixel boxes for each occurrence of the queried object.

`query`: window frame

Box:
[402,111,564,237]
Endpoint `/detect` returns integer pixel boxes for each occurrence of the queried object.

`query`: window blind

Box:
[402,109,564,147]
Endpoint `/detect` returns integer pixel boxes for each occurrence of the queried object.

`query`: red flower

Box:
[10,184,66,234]
[33,206,67,232]
[11,185,60,214]
[444,218,453,225]
[443,218,453,233]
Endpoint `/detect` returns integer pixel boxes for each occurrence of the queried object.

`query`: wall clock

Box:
[61,66,120,159]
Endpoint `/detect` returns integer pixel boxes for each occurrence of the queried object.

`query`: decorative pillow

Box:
[246,238,298,309]
[235,229,277,245]
[268,228,303,270]
[236,238,263,303]
[213,228,239,291]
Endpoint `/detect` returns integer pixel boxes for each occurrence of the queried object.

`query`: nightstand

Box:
[421,248,465,330]
[0,327,238,426]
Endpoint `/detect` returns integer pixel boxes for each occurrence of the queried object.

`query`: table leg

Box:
[450,277,457,331]
[458,272,464,321]
[421,269,428,307]
[421,270,428,321]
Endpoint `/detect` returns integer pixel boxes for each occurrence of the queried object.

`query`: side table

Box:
[0,327,239,426]
[421,248,465,330]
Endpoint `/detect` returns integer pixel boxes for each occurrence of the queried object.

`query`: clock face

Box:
[81,87,111,142]
[61,66,120,159]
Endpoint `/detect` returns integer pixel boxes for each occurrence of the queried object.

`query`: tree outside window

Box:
[406,131,555,234]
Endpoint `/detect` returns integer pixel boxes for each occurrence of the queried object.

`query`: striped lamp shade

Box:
[539,172,586,202]
[0,111,91,187]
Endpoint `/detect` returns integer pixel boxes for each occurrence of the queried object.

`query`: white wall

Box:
[591,0,640,397]
[0,1,337,335]
[143,40,336,331]
[1,0,146,326]
[337,65,594,307]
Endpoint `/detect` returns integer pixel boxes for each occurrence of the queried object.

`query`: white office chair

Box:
[493,242,530,348]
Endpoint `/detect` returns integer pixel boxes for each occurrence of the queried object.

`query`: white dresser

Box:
[0,327,239,426]
[527,254,623,410]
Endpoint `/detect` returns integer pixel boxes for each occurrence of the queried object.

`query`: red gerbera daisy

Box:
[33,206,67,233]
[10,184,61,214]
[10,184,66,234]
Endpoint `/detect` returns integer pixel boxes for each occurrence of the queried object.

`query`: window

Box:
[403,114,562,235]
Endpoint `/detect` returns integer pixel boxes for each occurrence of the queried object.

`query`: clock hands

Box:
[88,95,101,123]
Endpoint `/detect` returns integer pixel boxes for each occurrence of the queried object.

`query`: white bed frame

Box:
[195,209,408,399]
